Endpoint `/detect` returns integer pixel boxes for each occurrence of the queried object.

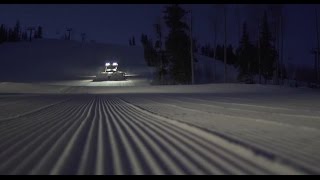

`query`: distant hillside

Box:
[0,39,239,84]
[0,39,151,82]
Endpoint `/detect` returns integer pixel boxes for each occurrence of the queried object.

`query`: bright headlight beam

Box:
[106,63,110,66]
[112,62,118,66]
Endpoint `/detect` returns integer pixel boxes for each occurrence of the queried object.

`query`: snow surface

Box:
[0,82,319,175]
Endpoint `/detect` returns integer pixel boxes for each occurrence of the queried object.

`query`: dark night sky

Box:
[0,4,319,68]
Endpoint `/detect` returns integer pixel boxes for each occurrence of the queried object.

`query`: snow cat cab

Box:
[94,62,127,81]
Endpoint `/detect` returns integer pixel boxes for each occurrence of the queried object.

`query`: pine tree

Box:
[141,33,147,45]
[201,46,205,55]
[154,23,162,82]
[163,4,191,84]
[236,21,257,81]
[0,24,6,43]
[209,47,214,58]
[129,38,132,46]
[36,26,43,39]
[2,25,8,42]
[13,20,21,42]
[8,28,14,42]
[132,36,136,46]
[215,45,224,61]
[27,27,35,42]
[141,33,158,67]
[80,33,86,42]
[227,45,236,65]
[21,31,28,41]
[34,29,38,39]
[204,43,211,57]
[153,21,168,84]
[259,11,277,83]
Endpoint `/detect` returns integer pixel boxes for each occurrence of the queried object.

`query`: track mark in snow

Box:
[119,96,320,174]
[0,98,72,122]
[0,95,312,174]
[150,95,320,130]
[0,98,90,174]
[116,97,304,175]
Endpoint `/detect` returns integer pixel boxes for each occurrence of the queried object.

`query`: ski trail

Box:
[0,94,315,174]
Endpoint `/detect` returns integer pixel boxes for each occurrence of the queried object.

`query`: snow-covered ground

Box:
[0,82,319,175]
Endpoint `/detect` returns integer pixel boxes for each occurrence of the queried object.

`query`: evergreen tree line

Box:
[235,11,286,83]
[0,20,43,44]
[141,5,288,85]
[186,10,285,83]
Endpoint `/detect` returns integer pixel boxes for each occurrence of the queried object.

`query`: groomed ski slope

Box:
[0,83,319,174]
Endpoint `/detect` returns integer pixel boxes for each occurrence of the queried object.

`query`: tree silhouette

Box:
[34,26,43,39]
[132,36,136,46]
[13,20,21,42]
[236,21,257,82]
[163,4,191,84]
[129,38,132,46]
[259,11,277,83]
